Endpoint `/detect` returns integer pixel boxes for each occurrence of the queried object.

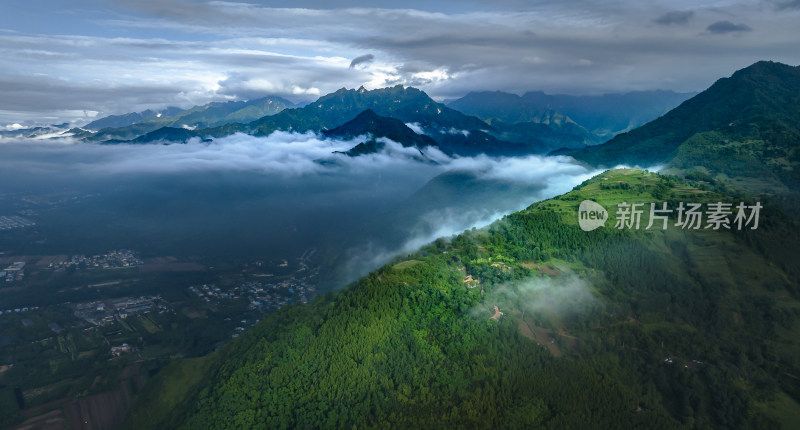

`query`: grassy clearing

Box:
[758,391,800,430]
[393,260,422,270]
[122,351,221,430]
[138,316,162,334]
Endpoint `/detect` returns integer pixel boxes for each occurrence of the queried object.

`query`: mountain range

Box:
[10,61,798,194]
[70,85,549,156]
[447,89,694,143]
[203,85,541,156]
[58,84,694,158]
[80,95,296,141]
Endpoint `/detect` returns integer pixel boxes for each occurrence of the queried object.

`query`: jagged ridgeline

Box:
[125,169,800,429]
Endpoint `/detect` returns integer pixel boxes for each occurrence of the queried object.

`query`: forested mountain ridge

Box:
[124,169,800,429]
[569,61,800,193]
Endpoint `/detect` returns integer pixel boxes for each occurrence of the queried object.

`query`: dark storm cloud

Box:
[349,54,374,69]
[652,10,694,25]
[2,1,800,124]
[359,31,539,51]
[0,75,191,113]
[351,23,788,98]
[0,32,359,122]
[102,0,262,26]
[706,21,752,34]
[770,0,800,10]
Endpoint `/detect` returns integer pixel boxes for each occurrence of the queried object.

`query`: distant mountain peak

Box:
[248,85,490,136]
[353,108,378,118]
[734,59,796,74]
[323,108,437,151]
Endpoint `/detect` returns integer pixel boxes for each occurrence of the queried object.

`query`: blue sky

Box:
[2,0,799,126]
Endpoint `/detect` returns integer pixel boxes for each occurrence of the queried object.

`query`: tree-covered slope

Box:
[125,169,800,429]
[569,61,800,192]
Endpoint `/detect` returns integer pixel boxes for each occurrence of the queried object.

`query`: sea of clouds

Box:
[0,132,602,286]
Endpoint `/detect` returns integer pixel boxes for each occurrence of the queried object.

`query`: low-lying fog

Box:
[0,133,599,289]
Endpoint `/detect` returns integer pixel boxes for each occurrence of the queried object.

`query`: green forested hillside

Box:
[125,169,800,429]
[570,61,800,193]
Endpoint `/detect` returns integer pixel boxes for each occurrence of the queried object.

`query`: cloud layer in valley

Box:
[0,132,596,182]
[0,133,602,285]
